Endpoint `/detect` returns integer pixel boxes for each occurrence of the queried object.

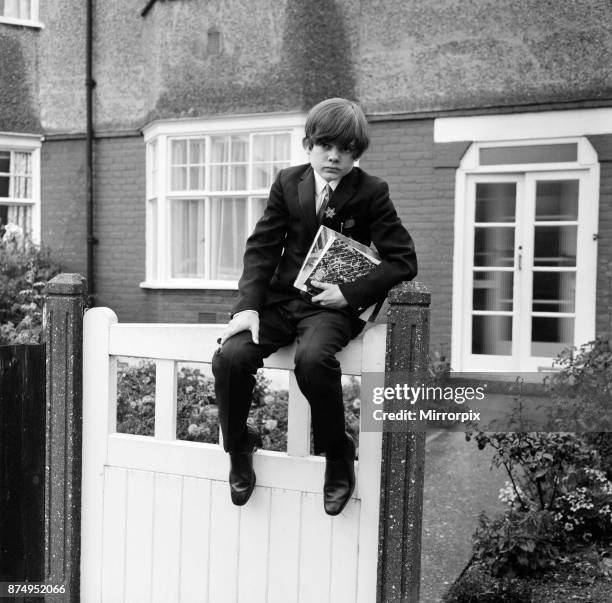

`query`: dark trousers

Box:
[212,298,364,455]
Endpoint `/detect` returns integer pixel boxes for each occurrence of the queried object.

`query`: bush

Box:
[116,362,362,453]
[444,563,534,602]
[0,224,63,344]
[473,510,562,577]
[462,334,612,583]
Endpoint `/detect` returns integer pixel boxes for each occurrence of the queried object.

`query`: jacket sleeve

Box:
[232,172,289,315]
[338,181,417,311]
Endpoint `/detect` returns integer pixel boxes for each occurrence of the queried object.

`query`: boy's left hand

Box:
[310,281,348,309]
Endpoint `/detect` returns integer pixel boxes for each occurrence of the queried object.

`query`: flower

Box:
[264,419,278,432]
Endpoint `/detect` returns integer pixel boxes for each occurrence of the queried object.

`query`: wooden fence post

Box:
[44,274,86,603]
[378,281,430,603]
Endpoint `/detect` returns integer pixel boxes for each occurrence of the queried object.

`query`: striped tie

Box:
[316,184,332,224]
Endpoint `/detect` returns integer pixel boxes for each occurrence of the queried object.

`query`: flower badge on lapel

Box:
[324,207,336,219]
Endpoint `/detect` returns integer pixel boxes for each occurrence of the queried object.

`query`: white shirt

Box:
[313,170,340,213]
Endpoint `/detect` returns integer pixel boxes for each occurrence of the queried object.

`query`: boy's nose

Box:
[328,148,339,161]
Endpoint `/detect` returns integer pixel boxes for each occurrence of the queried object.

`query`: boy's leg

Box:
[291,301,363,515]
[291,301,364,455]
[212,306,295,453]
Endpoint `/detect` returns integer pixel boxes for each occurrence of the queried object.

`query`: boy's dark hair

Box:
[303,98,370,159]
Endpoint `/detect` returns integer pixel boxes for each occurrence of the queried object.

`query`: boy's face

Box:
[305,141,355,182]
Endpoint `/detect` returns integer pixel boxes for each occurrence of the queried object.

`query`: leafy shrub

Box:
[116,362,362,453]
[444,563,534,602]
[473,510,561,577]
[0,224,63,344]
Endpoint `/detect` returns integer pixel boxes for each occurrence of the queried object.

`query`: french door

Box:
[461,170,596,372]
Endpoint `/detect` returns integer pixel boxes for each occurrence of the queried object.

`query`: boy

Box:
[212,98,417,515]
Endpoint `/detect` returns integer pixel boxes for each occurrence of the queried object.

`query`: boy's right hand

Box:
[219,310,260,345]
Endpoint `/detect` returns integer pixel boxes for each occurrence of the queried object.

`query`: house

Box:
[2,0,612,373]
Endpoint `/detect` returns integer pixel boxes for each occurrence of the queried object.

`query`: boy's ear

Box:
[302,137,312,152]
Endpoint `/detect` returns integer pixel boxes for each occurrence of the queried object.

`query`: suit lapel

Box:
[298,166,318,237]
[328,168,357,218]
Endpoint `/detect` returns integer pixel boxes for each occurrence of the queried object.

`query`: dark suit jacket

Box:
[233,163,417,316]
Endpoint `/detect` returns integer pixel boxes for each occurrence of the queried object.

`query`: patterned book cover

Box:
[303,238,379,295]
[294,226,382,321]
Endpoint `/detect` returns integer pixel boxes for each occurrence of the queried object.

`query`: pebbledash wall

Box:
[3,0,612,360]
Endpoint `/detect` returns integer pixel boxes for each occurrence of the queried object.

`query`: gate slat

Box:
[124,470,154,603]
[208,481,241,602]
[151,473,183,603]
[155,360,177,441]
[101,467,128,602]
[267,489,302,603]
[238,487,272,603]
[298,493,333,603]
[180,477,212,603]
[330,500,361,603]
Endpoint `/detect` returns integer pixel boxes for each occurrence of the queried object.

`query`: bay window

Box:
[142,114,307,289]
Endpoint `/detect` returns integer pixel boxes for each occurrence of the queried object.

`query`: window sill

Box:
[0,17,44,29]
[140,280,238,290]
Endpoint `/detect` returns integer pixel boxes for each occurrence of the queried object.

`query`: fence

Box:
[42,273,430,603]
[0,344,45,586]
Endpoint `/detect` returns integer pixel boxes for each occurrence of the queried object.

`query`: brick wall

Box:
[41,139,87,276]
[361,119,453,355]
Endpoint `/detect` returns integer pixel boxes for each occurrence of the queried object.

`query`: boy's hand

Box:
[220,310,260,345]
[310,281,349,309]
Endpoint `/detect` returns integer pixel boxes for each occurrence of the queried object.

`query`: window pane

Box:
[532,271,575,313]
[231,165,247,190]
[210,136,228,162]
[211,165,229,191]
[148,199,158,277]
[171,140,187,165]
[170,199,206,278]
[189,139,205,164]
[252,165,272,189]
[6,204,31,235]
[535,180,578,221]
[253,135,272,163]
[249,196,267,233]
[479,144,577,165]
[189,166,205,190]
[273,134,291,162]
[210,197,247,280]
[474,226,515,267]
[472,315,512,356]
[171,167,188,190]
[2,0,32,19]
[0,176,8,197]
[0,205,7,228]
[534,225,576,267]
[475,182,516,223]
[0,151,9,173]
[231,136,248,162]
[13,175,30,198]
[472,271,513,312]
[531,317,574,357]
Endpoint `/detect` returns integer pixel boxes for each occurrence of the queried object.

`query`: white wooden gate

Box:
[81,307,385,603]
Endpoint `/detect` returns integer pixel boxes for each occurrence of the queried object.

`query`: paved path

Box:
[419,431,508,602]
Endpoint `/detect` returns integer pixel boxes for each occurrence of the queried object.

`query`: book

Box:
[294,225,383,321]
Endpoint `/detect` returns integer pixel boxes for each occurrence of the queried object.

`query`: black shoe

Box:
[324,435,356,516]
[229,424,263,506]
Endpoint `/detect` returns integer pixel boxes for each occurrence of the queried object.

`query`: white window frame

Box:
[435,108,609,372]
[0,132,42,244]
[0,0,43,29]
[141,112,308,290]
